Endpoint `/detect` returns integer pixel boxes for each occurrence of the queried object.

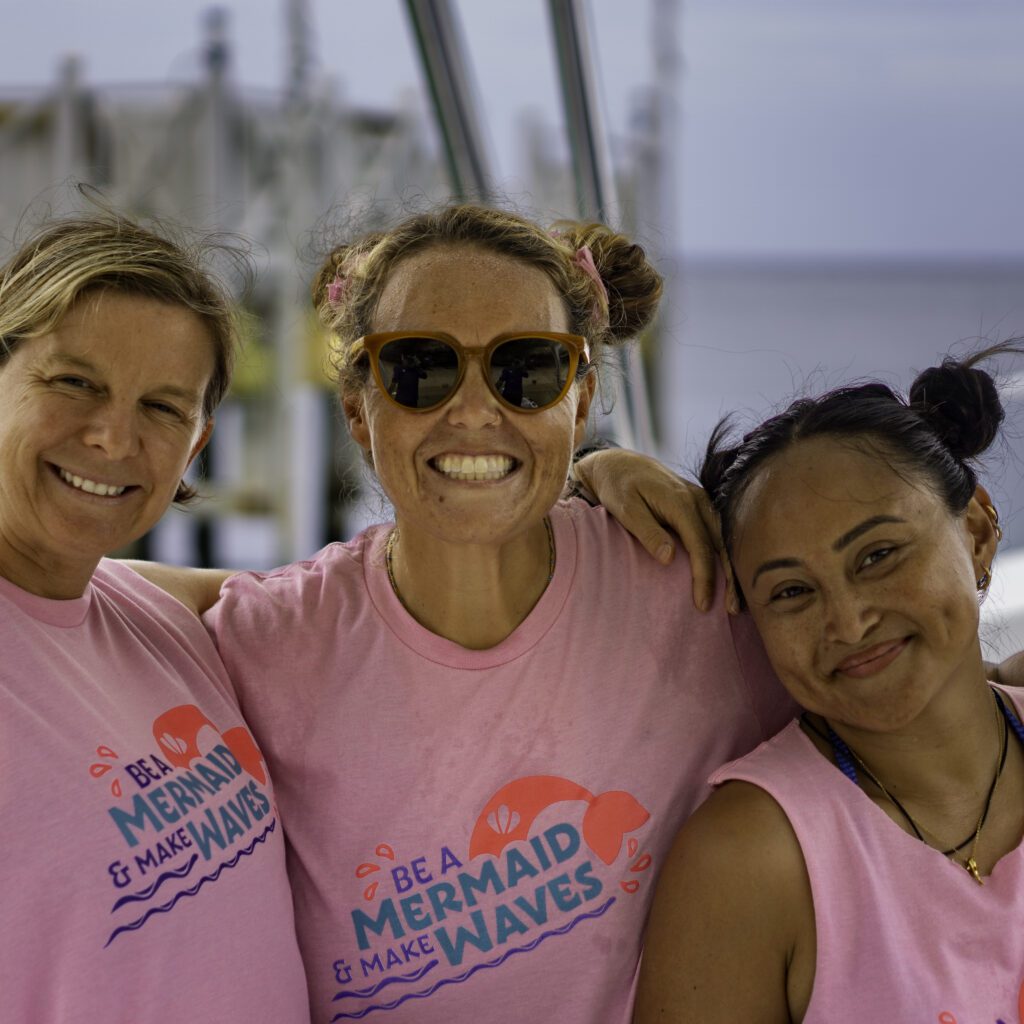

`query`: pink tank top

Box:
[712,696,1024,1024]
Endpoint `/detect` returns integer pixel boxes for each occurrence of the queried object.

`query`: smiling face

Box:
[343,245,594,547]
[730,436,997,731]
[0,290,215,596]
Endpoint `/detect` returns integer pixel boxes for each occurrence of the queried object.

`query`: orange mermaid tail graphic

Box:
[468,775,649,865]
[151,704,267,785]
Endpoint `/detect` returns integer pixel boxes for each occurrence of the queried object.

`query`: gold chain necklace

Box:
[805,690,1008,885]
[385,518,556,610]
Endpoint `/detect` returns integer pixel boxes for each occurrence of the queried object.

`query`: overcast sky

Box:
[3,0,1023,259]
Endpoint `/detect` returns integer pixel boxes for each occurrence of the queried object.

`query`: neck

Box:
[0,534,95,599]
[810,661,1003,829]
[387,517,554,649]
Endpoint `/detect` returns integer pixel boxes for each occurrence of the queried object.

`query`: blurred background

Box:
[1,0,1022,651]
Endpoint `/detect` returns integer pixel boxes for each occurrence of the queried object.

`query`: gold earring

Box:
[982,503,1003,542]
[977,565,992,592]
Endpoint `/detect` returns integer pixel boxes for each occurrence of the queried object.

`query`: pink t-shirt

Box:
[205,500,793,1024]
[0,559,310,1023]
[713,700,1024,1021]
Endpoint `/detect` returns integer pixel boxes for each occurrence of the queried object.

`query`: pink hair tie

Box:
[573,245,609,321]
[327,273,347,307]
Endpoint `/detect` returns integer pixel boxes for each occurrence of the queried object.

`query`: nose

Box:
[445,357,503,429]
[821,585,880,645]
[82,402,141,460]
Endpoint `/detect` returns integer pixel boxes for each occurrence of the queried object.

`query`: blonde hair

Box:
[0,214,244,502]
[310,204,663,396]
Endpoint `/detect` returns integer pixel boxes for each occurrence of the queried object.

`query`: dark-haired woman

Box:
[636,347,1024,1021]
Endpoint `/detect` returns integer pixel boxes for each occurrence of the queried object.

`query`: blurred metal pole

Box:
[547,0,655,453]
[53,55,86,185]
[402,0,493,201]
[202,7,230,218]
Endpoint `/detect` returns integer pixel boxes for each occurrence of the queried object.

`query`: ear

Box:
[964,485,1000,578]
[572,373,597,450]
[342,388,372,452]
[189,417,215,464]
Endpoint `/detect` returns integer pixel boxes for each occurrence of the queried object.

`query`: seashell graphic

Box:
[356,863,380,878]
[160,733,188,755]
[627,838,639,857]
[89,763,112,778]
[96,746,119,759]
[619,879,640,895]
[630,853,652,873]
[487,805,521,835]
[375,843,395,861]
[363,881,379,902]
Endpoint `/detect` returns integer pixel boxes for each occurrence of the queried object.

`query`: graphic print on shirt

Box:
[329,774,654,1021]
[96,704,278,948]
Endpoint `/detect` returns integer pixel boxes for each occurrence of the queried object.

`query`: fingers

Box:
[643,486,721,611]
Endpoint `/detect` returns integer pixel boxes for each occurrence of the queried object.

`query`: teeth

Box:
[59,468,126,497]
[434,454,515,481]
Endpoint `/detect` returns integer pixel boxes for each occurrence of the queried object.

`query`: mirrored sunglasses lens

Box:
[489,338,573,409]
[377,337,459,409]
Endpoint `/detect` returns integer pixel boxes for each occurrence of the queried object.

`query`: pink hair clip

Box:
[573,245,609,320]
[327,273,347,307]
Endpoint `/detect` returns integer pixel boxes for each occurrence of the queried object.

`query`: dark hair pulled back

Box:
[700,342,1019,583]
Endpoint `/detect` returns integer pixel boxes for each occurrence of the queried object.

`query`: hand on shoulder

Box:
[572,447,726,612]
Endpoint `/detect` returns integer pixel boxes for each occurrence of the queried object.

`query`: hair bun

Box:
[908,356,1004,460]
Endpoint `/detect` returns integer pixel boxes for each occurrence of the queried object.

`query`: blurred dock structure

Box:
[0,1,1021,655]
[0,1,676,569]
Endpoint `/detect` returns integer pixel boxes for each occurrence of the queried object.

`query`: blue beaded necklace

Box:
[801,687,1019,885]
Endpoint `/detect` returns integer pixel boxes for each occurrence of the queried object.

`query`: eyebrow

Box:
[832,515,907,552]
[43,352,203,405]
[750,515,907,588]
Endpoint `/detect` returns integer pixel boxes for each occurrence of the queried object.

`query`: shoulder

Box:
[671,779,807,896]
[557,497,697,586]
[209,532,380,632]
[637,780,813,1022]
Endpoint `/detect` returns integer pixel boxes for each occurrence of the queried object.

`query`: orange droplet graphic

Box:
[630,853,652,873]
[619,879,640,894]
[376,843,395,861]
[96,745,118,759]
[110,779,122,798]
[89,763,112,778]
[363,881,379,901]
[356,863,380,878]
[627,838,639,857]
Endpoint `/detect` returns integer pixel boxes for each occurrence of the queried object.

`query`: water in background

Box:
[662,258,1024,546]
[660,257,1024,655]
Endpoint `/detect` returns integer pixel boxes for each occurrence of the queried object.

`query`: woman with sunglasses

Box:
[187,204,794,1024]
[635,347,1024,1021]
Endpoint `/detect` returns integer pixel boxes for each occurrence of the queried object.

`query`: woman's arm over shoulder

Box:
[122,561,235,617]
[635,781,815,1024]
[571,447,723,612]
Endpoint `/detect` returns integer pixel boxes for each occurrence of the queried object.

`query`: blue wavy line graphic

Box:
[329,896,616,1021]
[103,819,276,948]
[111,855,199,911]
[332,959,439,1001]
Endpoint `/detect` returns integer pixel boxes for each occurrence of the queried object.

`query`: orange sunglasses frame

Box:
[351,330,592,413]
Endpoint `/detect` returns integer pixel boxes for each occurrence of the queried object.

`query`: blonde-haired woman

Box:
[0,216,308,1022]
[194,204,793,1024]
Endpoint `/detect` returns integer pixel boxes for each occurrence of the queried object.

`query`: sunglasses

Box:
[352,331,591,413]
